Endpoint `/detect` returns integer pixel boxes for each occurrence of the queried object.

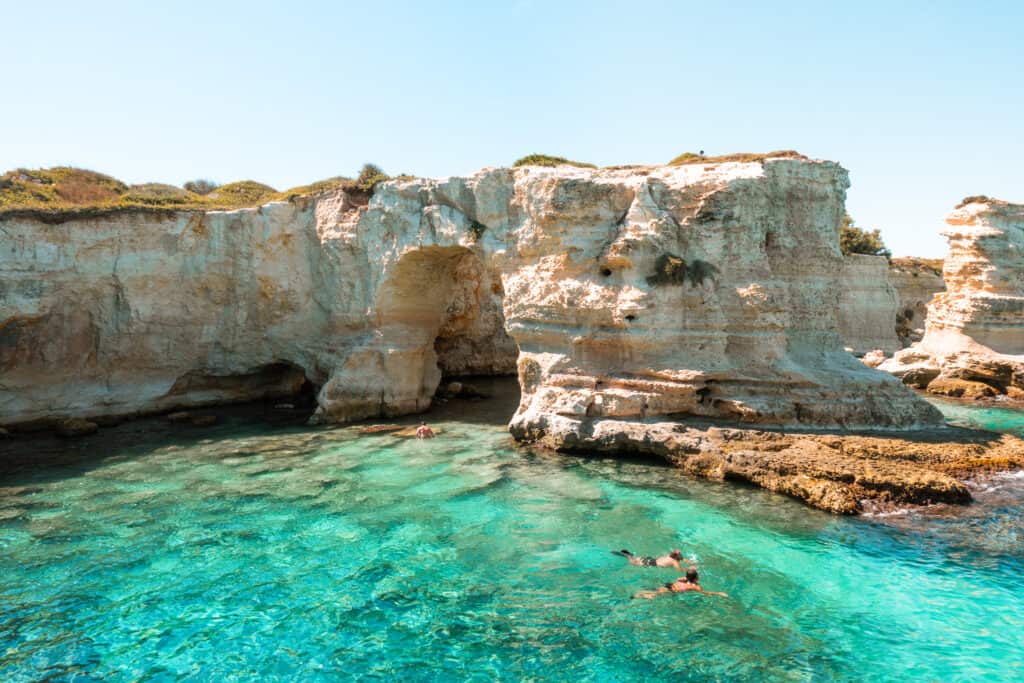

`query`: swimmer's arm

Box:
[700,589,729,598]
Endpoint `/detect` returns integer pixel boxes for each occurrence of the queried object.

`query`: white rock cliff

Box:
[1,159,943,432]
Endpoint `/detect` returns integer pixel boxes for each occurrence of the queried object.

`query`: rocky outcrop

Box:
[524,417,1024,514]
[881,199,1024,398]
[12,157,1023,513]
[889,257,945,346]
[0,158,945,430]
[837,254,900,355]
[309,158,945,431]
[0,193,517,426]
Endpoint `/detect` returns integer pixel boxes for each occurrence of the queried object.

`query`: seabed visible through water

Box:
[1,379,1022,681]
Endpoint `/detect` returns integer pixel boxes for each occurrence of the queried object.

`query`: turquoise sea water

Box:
[2,389,1023,681]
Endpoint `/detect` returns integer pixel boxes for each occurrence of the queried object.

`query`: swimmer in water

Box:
[415,421,435,439]
[633,566,728,599]
[612,548,694,571]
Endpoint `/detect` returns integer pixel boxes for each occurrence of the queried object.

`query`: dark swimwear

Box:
[612,549,660,567]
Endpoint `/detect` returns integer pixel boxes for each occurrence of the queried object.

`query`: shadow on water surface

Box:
[0,376,524,488]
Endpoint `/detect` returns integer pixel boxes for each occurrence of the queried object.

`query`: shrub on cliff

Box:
[356,163,390,192]
[122,183,194,206]
[513,154,596,169]
[205,181,279,206]
[646,253,720,287]
[840,215,891,258]
[956,195,993,208]
[0,167,127,211]
[646,253,688,286]
[687,259,720,286]
[183,179,219,195]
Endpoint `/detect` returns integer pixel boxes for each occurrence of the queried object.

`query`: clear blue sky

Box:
[2,1,1021,257]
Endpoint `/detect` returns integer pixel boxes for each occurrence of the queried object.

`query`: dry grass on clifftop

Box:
[668,150,808,165]
[0,166,389,222]
[512,154,597,169]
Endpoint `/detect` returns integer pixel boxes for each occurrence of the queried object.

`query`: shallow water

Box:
[1,391,1023,681]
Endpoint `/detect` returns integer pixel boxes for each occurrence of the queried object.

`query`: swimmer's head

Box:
[685,566,699,583]
[669,550,683,560]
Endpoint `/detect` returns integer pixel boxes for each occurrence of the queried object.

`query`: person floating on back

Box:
[612,548,693,571]
[633,566,728,599]
[415,421,435,439]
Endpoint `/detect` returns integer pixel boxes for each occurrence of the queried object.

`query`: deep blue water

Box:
[1,391,1022,681]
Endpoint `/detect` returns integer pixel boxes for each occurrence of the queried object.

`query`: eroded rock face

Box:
[1,160,943,433]
[889,257,946,346]
[837,254,900,355]
[493,161,942,436]
[0,202,332,424]
[881,200,1024,398]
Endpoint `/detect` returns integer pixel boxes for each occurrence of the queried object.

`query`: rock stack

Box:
[881,198,1024,399]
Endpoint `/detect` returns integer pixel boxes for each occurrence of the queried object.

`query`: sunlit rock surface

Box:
[881,199,1024,399]
[1,158,942,431]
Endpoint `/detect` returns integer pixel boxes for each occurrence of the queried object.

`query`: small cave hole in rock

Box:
[601,267,613,277]
[625,314,636,322]
[165,361,319,425]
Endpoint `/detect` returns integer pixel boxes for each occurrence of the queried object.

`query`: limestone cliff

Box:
[1,159,942,430]
[889,257,945,346]
[881,199,1024,398]
[837,254,900,355]
[310,159,941,431]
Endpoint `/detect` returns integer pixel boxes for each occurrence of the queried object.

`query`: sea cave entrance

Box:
[373,245,520,420]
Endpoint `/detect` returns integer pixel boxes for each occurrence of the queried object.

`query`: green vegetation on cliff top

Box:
[0,164,403,221]
[2,154,822,220]
[890,256,944,276]
[668,150,807,165]
[512,154,596,168]
[839,213,892,259]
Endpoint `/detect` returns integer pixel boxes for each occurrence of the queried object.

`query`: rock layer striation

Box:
[881,199,1024,398]
[837,254,900,355]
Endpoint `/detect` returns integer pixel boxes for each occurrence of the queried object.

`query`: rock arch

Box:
[312,245,517,423]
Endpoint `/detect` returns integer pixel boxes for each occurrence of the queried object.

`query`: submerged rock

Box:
[356,424,404,434]
[861,349,887,368]
[516,415,1024,514]
[55,418,99,437]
